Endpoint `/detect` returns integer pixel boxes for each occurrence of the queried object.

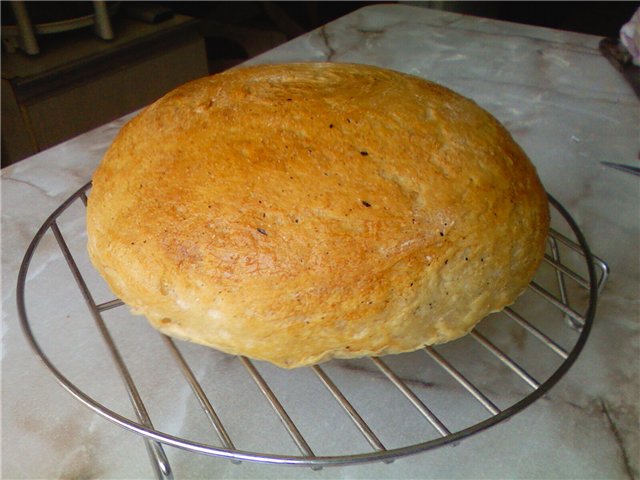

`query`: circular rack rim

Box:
[17,181,599,467]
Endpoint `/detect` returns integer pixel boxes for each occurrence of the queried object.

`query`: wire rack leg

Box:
[549,228,609,294]
[470,330,540,389]
[51,221,173,480]
[370,357,450,437]
[240,357,321,469]
[311,365,391,461]
[548,236,580,329]
[162,335,240,464]
[423,346,500,415]
[528,281,585,328]
[503,307,568,359]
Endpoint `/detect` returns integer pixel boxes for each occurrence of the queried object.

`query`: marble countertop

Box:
[2,5,638,479]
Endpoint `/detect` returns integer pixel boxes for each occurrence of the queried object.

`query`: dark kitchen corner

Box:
[2,1,636,167]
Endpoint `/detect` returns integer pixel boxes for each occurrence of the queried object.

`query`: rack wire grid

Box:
[18,182,608,477]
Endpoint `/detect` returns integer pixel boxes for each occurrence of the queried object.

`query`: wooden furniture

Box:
[2,14,208,167]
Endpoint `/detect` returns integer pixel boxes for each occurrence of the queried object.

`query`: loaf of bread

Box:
[87,62,549,368]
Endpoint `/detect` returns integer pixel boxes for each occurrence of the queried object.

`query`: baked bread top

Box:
[87,62,549,368]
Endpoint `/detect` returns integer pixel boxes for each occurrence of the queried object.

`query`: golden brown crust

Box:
[87,63,549,368]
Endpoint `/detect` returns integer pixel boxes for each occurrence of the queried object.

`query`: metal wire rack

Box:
[18,182,608,478]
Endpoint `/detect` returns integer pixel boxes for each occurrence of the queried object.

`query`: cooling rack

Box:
[18,182,608,478]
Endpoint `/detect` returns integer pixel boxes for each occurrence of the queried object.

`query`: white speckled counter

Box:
[2,5,638,479]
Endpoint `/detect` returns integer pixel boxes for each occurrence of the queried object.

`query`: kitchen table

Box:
[2,5,638,479]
